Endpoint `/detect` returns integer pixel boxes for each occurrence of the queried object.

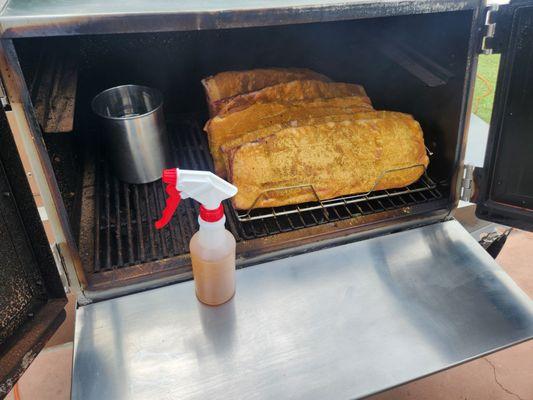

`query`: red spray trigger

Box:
[155,169,180,229]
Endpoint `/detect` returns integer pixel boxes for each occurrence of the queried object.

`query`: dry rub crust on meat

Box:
[220,111,387,177]
[213,80,367,117]
[228,112,429,210]
[201,68,330,116]
[204,95,374,177]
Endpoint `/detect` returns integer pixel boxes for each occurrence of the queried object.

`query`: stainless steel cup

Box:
[91,85,173,184]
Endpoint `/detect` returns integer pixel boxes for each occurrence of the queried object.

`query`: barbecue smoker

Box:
[1,1,533,399]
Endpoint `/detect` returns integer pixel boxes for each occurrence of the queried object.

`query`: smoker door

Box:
[476,0,533,230]
[0,117,67,397]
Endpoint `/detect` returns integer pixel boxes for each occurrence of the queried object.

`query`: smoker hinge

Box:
[53,243,72,293]
[0,77,10,110]
[460,164,476,202]
[479,4,499,55]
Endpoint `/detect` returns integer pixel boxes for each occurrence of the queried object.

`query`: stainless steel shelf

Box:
[72,220,533,400]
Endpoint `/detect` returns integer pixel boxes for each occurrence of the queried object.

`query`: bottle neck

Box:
[197,215,227,246]
[199,204,224,222]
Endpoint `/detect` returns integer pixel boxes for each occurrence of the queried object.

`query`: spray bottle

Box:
[155,168,238,306]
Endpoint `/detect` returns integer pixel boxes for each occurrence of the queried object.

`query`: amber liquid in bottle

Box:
[189,225,236,306]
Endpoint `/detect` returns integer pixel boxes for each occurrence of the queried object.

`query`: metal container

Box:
[91,85,173,184]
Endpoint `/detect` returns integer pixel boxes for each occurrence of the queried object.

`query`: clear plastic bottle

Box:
[155,168,238,306]
[189,216,236,306]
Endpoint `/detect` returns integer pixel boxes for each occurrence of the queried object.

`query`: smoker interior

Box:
[15,10,473,290]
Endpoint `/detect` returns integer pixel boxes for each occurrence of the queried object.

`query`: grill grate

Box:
[93,115,443,272]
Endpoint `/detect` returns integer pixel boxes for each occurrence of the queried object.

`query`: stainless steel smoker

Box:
[0,1,532,399]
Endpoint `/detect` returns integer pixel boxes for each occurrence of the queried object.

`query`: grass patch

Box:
[472,54,500,123]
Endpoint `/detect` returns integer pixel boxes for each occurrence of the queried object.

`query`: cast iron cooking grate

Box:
[93,115,443,272]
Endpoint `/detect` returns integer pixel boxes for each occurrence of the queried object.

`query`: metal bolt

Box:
[2,191,10,197]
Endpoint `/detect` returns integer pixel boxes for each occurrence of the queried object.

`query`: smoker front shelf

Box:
[72,220,533,400]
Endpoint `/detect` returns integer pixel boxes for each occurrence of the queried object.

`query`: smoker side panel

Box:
[0,106,66,397]
[476,1,533,231]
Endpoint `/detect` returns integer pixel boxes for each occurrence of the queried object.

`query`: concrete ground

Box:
[5,229,533,400]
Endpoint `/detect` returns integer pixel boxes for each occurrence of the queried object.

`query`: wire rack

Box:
[92,115,444,271]
[235,164,437,222]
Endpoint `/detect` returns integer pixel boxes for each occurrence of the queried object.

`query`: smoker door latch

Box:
[480,4,499,55]
[460,164,476,202]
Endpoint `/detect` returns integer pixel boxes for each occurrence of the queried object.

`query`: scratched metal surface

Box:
[72,220,533,400]
[0,0,480,38]
[0,113,67,397]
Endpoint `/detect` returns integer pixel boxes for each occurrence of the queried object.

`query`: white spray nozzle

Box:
[177,169,237,210]
[155,168,237,229]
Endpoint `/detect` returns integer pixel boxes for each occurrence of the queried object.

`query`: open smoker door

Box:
[0,116,67,397]
[72,219,533,399]
[476,0,533,230]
